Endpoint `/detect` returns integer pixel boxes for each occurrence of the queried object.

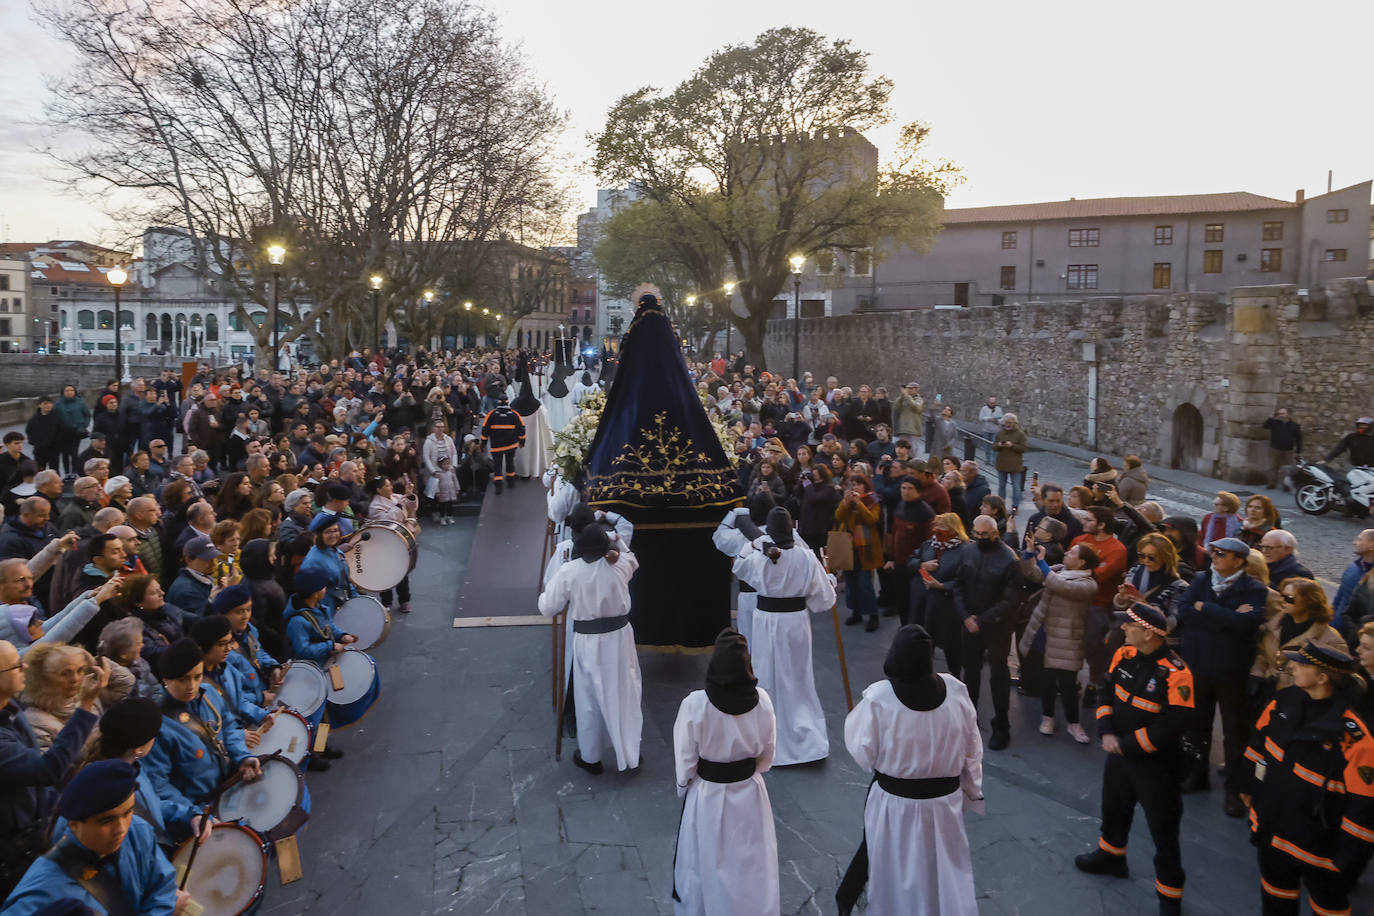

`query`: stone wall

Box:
[0,355,195,399]
[763,278,1372,483]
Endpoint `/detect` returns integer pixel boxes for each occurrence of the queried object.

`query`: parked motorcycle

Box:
[1292,461,1374,516]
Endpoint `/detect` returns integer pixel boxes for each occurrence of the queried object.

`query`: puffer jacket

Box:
[1018,563,1098,671]
[1117,466,1149,505]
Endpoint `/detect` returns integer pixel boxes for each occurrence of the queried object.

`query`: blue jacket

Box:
[1333,558,1374,628]
[204,656,270,726]
[0,703,96,842]
[231,621,279,705]
[1,816,176,915]
[51,761,166,845]
[1176,572,1270,680]
[143,686,253,839]
[165,568,213,619]
[299,544,352,608]
[284,597,344,664]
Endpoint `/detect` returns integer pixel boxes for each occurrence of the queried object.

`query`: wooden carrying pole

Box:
[540,519,556,708]
[553,609,568,760]
[821,549,854,711]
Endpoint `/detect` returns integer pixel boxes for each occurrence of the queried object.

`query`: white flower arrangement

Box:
[552,389,607,481]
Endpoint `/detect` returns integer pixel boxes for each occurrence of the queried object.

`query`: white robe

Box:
[514,405,554,479]
[572,380,597,406]
[543,389,576,433]
[538,549,642,770]
[673,689,779,916]
[711,508,756,646]
[545,472,580,541]
[843,676,983,916]
[544,512,635,691]
[731,543,837,765]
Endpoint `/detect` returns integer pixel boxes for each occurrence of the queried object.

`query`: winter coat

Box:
[53,394,92,440]
[0,516,57,562]
[1176,572,1269,681]
[835,492,883,571]
[1251,614,1347,690]
[1018,563,1098,671]
[797,482,842,550]
[892,392,924,437]
[929,417,960,460]
[1117,466,1149,505]
[992,426,1028,473]
[963,473,991,518]
[25,411,61,451]
[91,409,123,458]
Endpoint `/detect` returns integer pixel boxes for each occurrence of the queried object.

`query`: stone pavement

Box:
[264,472,1374,916]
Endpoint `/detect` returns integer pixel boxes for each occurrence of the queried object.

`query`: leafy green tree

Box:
[592,27,959,367]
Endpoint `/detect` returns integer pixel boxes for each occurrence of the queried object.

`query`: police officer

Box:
[0,759,183,914]
[479,392,525,494]
[1241,641,1374,915]
[1074,602,1194,916]
[142,638,262,844]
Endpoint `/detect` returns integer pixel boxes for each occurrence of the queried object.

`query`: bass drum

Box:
[172,822,266,916]
[275,661,330,720]
[254,709,313,766]
[325,648,381,728]
[334,595,391,650]
[219,757,309,841]
[342,520,417,592]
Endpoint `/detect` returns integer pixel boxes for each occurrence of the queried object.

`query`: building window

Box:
[0,300,7,313]
[850,249,872,277]
[1001,231,1017,250]
[1153,263,1172,289]
[1000,266,1016,290]
[1204,223,1224,242]
[0,276,8,291]
[1324,249,1348,262]
[0,319,9,336]
[1203,250,1223,273]
[11,297,20,311]
[1068,228,1100,248]
[1154,225,1173,245]
[1327,208,1349,223]
[1262,221,1283,240]
[1066,264,1098,290]
[1260,248,1282,272]
[815,249,836,274]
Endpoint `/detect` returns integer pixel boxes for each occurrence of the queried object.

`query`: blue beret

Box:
[294,567,330,597]
[211,583,253,614]
[57,760,138,821]
[308,513,341,534]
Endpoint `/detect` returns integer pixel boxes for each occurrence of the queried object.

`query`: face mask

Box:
[975,537,1000,552]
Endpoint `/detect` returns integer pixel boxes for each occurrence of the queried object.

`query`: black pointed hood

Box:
[572,523,610,562]
[765,507,794,549]
[705,627,758,715]
[511,354,540,416]
[884,625,946,711]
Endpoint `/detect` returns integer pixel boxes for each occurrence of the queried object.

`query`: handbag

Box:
[826,526,855,571]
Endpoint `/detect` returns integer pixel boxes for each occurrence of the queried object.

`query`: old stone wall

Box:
[763,278,1373,483]
[0,355,193,399]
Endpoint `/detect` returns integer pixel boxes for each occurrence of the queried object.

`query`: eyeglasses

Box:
[1282,594,1297,604]
[1138,552,1160,561]
[1258,544,1282,551]
[1209,548,1235,558]
[0,663,21,674]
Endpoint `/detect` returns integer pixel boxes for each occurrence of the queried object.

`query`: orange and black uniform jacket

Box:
[1096,645,1196,757]
[480,407,526,453]
[1244,687,1374,878]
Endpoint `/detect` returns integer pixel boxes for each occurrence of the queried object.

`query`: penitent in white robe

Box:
[731,543,836,765]
[711,508,756,646]
[543,512,635,695]
[514,405,554,479]
[538,549,642,770]
[543,388,576,433]
[673,689,779,916]
[843,675,983,916]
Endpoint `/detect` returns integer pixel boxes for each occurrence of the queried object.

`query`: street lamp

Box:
[267,244,286,367]
[789,255,805,382]
[370,274,384,354]
[722,281,736,359]
[684,295,697,354]
[107,266,127,384]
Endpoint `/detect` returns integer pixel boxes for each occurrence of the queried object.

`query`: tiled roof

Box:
[943,191,1296,225]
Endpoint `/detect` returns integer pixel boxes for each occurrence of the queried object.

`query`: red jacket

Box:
[1072,533,1127,607]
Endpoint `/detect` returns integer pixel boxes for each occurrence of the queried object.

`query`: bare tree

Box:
[37,0,566,364]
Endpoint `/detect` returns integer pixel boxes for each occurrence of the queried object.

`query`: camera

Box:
[801,470,813,480]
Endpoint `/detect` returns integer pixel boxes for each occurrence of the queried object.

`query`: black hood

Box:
[573,523,610,562]
[705,627,759,715]
[884,625,946,711]
[547,373,569,398]
[240,538,275,580]
[765,507,794,549]
[511,355,540,415]
[566,503,597,534]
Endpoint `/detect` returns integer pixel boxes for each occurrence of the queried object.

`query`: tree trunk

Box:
[737,310,770,370]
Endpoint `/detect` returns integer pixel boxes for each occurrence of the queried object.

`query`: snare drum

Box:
[342,520,417,592]
[275,661,330,721]
[219,757,309,841]
[172,822,266,916]
[334,595,391,650]
[254,709,312,766]
[325,648,381,728]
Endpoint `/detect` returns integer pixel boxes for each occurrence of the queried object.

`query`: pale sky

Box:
[3,0,1371,247]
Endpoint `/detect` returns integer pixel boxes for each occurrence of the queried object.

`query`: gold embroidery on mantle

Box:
[585,412,740,508]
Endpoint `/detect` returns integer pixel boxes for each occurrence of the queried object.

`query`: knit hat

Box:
[104,475,130,495]
[294,567,330,597]
[98,697,162,753]
[189,614,232,651]
[159,637,203,679]
[211,583,253,615]
[56,759,138,821]
[283,489,311,512]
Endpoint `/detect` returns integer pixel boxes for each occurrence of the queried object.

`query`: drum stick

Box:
[178,804,214,890]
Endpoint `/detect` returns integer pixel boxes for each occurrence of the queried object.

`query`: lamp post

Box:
[107,266,127,384]
[463,301,472,348]
[723,281,736,359]
[267,244,286,368]
[789,255,805,382]
[684,295,697,354]
[370,274,384,354]
[422,290,435,351]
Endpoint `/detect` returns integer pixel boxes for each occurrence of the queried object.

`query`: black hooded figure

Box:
[704,626,760,715]
[583,292,742,648]
[511,352,541,417]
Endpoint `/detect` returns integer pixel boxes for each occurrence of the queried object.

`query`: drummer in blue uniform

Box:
[213,583,282,712]
[298,515,354,614]
[284,568,357,667]
[1,759,184,915]
[93,698,170,849]
[190,615,271,732]
[142,638,262,844]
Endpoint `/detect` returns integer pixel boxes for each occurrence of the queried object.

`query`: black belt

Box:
[697,757,757,783]
[873,772,960,799]
[738,582,756,593]
[573,614,630,635]
[756,596,807,612]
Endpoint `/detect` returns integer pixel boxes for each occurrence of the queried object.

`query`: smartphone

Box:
[1032,471,1039,487]
[919,567,936,583]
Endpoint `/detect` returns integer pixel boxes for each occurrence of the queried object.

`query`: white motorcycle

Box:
[1292,461,1374,516]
